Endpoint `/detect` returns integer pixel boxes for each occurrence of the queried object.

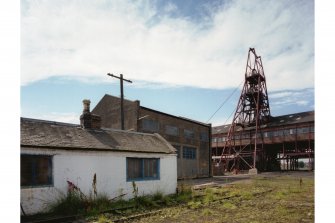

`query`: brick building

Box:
[211,111,314,175]
[92,94,212,179]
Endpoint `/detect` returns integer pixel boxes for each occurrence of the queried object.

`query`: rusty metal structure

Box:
[213,48,314,174]
[219,48,271,173]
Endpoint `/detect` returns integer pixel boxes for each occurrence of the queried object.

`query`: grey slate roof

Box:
[21,118,176,154]
[212,111,314,134]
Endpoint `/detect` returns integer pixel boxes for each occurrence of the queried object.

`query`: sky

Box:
[2,1,335,221]
[20,0,315,126]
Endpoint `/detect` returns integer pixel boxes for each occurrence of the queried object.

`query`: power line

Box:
[223,106,236,125]
[206,80,243,123]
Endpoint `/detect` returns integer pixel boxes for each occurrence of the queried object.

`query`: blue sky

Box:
[20,0,315,126]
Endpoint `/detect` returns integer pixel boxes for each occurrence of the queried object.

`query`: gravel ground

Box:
[179,170,314,188]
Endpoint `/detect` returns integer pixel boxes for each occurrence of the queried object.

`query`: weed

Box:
[132,181,139,198]
[48,190,86,215]
[134,195,158,208]
[203,188,215,204]
[240,191,253,200]
[187,201,201,209]
[152,191,164,201]
[97,214,111,223]
[222,201,237,210]
[202,208,213,216]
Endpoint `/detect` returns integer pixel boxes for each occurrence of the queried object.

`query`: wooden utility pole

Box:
[107,73,132,130]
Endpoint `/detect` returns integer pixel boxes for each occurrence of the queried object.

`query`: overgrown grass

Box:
[48,191,114,216]
[43,174,314,223]
[125,174,314,223]
[45,187,194,220]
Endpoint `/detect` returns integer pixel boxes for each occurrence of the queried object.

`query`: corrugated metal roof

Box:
[21,118,175,154]
[212,111,314,134]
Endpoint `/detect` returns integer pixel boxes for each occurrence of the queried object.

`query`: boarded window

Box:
[127,158,160,181]
[200,132,209,142]
[142,119,160,132]
[183,146,196,159]
[21,155,53,187]
[165,125,179,136]
[184,129,195,139]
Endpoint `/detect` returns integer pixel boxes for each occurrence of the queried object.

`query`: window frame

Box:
[126,157,160,181]
[182,146,196,159]
[200,132,209,142]
[165,125,179,136]
[21,154,53,188]
[183,129,195,139]
[141,119,160,132]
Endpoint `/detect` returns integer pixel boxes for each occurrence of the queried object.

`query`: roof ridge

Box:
[21,117,79,127]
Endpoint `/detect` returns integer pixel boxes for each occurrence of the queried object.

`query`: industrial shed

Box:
[20,100,177,215]
[92,94,211,179]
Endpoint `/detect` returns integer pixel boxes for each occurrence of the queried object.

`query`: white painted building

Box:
[20,100,177,215]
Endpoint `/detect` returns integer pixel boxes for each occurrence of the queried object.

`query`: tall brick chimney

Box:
[80,99,102,129]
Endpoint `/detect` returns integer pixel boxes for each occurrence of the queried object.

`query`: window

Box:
[297,127,309,134]
[289,129,296,135]
[183,146,196,159]
[200,132,209,142]
[272,131,279,137]
[165,125,179,136]
[212,137,217,143]
[21,155,53,187]
[173,145,181,158]
[142,119,160,132]
[183,129,195,139]
[127,158,160,181]
[283,129,290,136]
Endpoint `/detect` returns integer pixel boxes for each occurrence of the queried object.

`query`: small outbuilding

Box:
[20,100,177,215]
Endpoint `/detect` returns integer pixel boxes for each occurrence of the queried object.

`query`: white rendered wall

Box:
[21,148,177,215]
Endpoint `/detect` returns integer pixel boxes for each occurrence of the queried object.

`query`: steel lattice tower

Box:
[220,48,271,173]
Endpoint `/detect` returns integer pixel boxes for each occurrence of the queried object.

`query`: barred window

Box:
[21,155,53,187]
[183,146,196,159]
[127,158,160,181]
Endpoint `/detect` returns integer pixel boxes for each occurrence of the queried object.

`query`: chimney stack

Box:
[80,99,102,129]
[83,99,91,114]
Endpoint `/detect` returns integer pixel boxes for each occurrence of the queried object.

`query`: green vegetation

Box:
[36,174,314,223]
[127,175,314,223]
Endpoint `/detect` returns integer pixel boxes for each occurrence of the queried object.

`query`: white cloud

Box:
[21,0,314,91]
[269,88,314,109]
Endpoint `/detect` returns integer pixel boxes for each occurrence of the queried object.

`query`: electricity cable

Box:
[206,80,243,123]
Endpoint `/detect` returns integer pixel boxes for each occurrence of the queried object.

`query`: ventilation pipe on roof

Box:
[80,99,102,129]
